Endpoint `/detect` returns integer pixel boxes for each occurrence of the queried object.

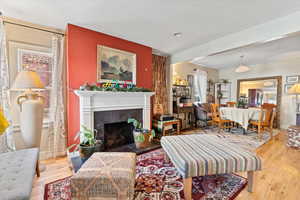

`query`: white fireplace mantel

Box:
[74,90,155,131]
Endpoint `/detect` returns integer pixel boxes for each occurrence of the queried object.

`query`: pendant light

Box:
[235,55,250,73]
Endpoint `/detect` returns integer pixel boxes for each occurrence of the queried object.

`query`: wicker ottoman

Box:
[71,152,136,200]
[287,126,300,148]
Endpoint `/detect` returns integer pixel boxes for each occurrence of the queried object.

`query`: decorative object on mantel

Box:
[68,125,102,160]
[128,118,155,148]
[97,45,136,83]
[79,80,152,92]
[288,83,300,125]
[235,55,250,73]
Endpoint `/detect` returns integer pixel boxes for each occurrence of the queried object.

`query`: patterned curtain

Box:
[0,17,14,150]
[152,54,169,115]
[49,35,66,158]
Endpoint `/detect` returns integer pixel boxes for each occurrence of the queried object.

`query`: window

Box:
[17,48,53,119]
[193,70,207,103]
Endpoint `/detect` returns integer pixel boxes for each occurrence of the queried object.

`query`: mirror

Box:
[237,76,282,128]
[239,79,277,106]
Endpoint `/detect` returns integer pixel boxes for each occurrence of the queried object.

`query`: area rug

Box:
[45,149,247,200]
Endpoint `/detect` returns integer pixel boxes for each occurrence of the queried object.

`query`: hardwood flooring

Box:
[31,130,300,200]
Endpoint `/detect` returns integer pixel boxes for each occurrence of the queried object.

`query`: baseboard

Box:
[40,150,67,160]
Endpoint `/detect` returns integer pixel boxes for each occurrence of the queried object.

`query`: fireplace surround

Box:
[74,90,155,149]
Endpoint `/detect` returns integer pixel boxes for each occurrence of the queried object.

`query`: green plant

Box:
[128,118,142,130]
[217,91,223,99]
[127,118,155,142]
[237,97,248,108]
[68,125,99,151]
[222,79,229,84]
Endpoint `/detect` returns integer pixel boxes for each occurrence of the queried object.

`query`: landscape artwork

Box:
[97,45,136,83]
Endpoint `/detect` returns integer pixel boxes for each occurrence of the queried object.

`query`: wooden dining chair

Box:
[211,103,232,133]
[226,102,236,107]
[249,103,276,140]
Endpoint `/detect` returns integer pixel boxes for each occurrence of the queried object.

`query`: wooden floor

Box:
[31,130,300,200]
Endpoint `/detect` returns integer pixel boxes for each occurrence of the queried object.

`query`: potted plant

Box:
[237,96,248,108]
[127,118,155,148]
[68,125,103,160]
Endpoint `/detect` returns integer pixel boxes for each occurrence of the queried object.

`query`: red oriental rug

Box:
[45,149,247,200]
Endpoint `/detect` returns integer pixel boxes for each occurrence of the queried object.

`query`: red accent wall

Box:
[66,24,152,146]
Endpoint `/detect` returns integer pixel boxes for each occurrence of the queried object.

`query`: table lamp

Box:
[288,83,300,126]
[12,70,45,148]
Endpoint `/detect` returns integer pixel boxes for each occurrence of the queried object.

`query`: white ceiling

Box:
[2,0,300,54]
[191,33,300,69]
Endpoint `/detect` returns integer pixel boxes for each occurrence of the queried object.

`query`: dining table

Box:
[219,107,264,130]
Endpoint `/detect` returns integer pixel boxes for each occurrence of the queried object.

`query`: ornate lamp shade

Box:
[12,70,45,90]
[288,83,300,95]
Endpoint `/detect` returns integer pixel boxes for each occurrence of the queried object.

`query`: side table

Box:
[287,126,300,148]
[152,119,181,136]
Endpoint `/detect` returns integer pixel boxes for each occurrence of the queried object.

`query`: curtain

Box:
[0,17,14,150]
[49,35,66,158]
[152,55,169,115]
[193,70,207,103]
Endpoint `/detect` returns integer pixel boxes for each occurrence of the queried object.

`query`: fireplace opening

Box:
[104,121,134,150]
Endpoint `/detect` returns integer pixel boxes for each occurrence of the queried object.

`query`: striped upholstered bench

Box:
[161,134,261,200]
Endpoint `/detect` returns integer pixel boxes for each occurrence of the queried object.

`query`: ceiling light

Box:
[173,32,182,37]
[235,55,250,73]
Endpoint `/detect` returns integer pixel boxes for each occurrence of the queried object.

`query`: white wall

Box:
[219,55,300,129]
[172,62,219,82]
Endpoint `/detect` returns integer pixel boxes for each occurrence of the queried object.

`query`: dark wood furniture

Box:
[152,119,180,136]
[173,106,194,130]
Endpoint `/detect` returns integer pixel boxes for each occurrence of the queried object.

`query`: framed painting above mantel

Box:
[97,45,136,84]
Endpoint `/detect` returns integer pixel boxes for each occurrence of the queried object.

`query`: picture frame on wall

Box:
[97,45,136,84]
[286,75,300,83]
[285,84,295,93]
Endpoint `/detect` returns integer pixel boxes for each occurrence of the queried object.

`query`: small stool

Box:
[287,126,300,148]
[71,152,136,200]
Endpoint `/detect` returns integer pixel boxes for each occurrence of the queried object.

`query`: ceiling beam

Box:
[171,11,300,64]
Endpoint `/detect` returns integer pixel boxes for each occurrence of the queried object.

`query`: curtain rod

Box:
[3,20,65,36]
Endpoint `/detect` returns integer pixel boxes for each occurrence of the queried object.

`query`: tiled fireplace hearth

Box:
[74,90,155,150]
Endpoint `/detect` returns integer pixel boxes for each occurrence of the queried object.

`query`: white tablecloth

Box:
[220,107,263,129]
